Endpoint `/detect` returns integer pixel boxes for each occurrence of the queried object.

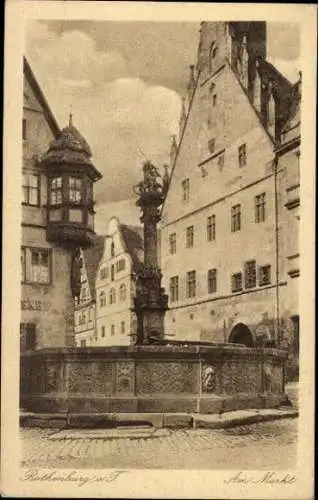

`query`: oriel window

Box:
[255,193,266,223]
[69,177,82,204]
[186,270,196,298]
[50,177,63,205]
[207,269,217,294]
[22,174,40,206]
[231,204,241,232]
[207,215,216,241]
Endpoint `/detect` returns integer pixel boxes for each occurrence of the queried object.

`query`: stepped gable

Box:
[82,234,105,300]
[120,224,144,271]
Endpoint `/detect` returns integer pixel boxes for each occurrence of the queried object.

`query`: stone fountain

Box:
[20,162,288,424]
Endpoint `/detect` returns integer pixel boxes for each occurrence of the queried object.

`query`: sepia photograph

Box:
[2,2,316,498]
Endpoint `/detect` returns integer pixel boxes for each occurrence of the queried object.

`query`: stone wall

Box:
[20,345,287,415]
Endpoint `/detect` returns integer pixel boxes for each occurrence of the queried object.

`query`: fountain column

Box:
[133,161,169,344]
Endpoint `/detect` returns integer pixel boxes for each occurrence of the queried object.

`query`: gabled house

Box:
[74,235,105,346]
[160,22,300,363]
[95,217,144,346]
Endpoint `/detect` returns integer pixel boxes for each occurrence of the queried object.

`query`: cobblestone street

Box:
[20,419,297,470]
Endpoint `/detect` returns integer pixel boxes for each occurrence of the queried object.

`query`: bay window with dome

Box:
[41,115,102,247]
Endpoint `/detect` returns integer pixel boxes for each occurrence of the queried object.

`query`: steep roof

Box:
[120,224,144,271]
[82,235,105,299]
[23,56,60,138]
[41,118,102,180]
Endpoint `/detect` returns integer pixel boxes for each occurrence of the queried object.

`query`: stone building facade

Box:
[21,57,101,351]
[160,22,300,359]
[94,217,144,346]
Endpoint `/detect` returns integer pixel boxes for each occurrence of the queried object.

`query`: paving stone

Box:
[20,419,297,470]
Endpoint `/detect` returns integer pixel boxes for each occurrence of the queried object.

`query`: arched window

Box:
[119,283,127,302]
[99,291,106,307]
[109,287,116,305]
[208,42,217,74]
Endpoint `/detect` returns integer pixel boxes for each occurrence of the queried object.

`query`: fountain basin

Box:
[20,344,288,416]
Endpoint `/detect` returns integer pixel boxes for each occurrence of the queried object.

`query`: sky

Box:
[26,21,301,233]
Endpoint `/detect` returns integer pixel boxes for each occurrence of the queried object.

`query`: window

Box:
[119,283,127,301]
[109,287,116,304]
[259,265,271,286]
[100,267,108,280]
[111,264,115,281]
[208,138,216,154]
[208,42,217,73]
[111,241,115,257]
[111,324,115,336]
[169,233,177,254]
[21,247,51,284]
[101,326,105,337]
[212,94,217,107]
[231,204,241,232]
[244,260,256,289]
[100,291,106,307]
[169,276,179,302]
[20,323,36,351]
[238,144,247,167]
[186,270,196,298]
[69,177,82,203]
[207,215,216,241]
[255,193,266,223]
[232,272,243,292]
[50,177,63,205]
[207,269,217,294]
[80,340,86,347]
[22,174,39,206]
[182,178,190,201]
[186,226,194,248]
[116,259,125,272]
[218,153,224,170]
[121,321,125,334]
[22,119,27,140]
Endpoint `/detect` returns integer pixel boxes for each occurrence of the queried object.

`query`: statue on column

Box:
[133,161,169,345]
